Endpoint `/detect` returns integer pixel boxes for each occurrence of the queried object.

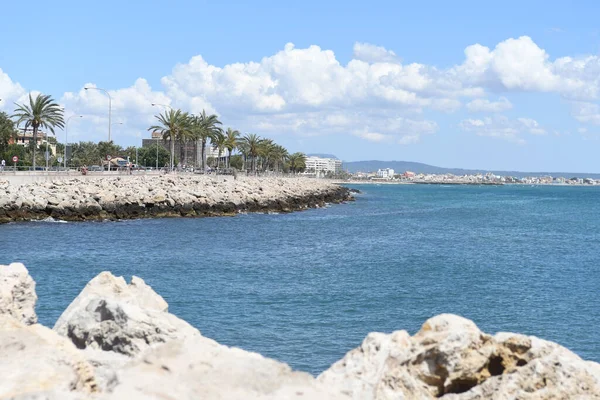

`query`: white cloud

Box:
[0,68,26,111]
[355,132,391,142]
[454,36,600,100]
[459,115,545,143]
[466,97,512,113]
[4,36,600,145]
[571,101,600,125]
[353,42,400,64]
[60,79,171,142]
[517,117,546,135]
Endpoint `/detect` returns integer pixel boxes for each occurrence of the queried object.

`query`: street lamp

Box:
[65,115,83,170]
[84,87,112,142]
[151,103,172,172]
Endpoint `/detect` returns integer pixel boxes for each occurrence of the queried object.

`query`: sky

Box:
[1,0,600,172]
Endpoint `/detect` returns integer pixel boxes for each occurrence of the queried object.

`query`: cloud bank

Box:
[0,36,599,145]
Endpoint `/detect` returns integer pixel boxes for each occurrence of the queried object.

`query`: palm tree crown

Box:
[190,110,222,171]
[224,127,240,168]
[148,109,192,170]
[288,152,307,173]
[239,133,262,172]
[13,93,65,170]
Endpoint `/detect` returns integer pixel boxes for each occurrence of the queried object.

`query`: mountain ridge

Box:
[342,160,600,179]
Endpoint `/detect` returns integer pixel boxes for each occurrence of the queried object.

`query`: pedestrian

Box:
[0,159,5,172]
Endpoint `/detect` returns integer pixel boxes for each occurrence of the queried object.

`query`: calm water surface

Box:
[1,184,599,374]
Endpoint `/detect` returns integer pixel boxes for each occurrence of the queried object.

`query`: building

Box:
[9,128,57,156]
[142,131,197,166]
[377,168,395,179]
[305,156,343,174]
[141,132,227,167]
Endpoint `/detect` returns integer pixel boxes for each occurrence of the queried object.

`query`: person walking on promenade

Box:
[0,159,5,172]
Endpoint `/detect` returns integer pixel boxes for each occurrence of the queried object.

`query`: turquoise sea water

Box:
[1,184,599,374]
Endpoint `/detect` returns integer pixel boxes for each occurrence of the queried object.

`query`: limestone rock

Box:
[104,335,349,400]
[0,175,351,223]
[318,314,600,399]
[54,272,199,356]
[0,262,38,324]
[0,315,98,398]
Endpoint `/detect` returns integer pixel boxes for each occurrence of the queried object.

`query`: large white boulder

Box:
[0,315,98,398]
[0,263,37,324]
[103,335,349,400]
[53,272,199,356]
[319,314,600,399]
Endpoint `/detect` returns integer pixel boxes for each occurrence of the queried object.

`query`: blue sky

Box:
[1,0,600,172]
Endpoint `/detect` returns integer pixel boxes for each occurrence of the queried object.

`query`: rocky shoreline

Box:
[1,263,599,399]
[0,176,353,224]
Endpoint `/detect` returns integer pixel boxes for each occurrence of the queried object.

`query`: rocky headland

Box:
[1,263,599,399]
[0,176,352,224]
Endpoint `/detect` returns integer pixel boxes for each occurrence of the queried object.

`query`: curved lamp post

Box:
[84,87,112,142]
[65,115,83,169]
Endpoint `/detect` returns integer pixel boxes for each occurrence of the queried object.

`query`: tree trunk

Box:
[170,137,175,171]
[32,126,37,171]
[201,139,207,173]
[196,140,201,168]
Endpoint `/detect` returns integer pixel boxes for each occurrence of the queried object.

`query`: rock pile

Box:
[1,263,599,399]
[0,176,352,223]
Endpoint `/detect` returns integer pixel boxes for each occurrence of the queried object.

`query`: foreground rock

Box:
[0,315,100,399]
[0,263,37,324]
[2,264,600,399]
[319,314,600,399]
[0,176,352,223]
[104,335,347,400]
[53,272,199,357]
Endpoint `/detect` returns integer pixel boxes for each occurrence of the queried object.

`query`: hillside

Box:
[343,160,600,179]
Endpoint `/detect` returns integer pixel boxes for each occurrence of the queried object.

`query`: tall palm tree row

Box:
[147,108,304,174]
[13,94,65,170]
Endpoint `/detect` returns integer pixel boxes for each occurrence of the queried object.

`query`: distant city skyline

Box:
[1,1,600,172]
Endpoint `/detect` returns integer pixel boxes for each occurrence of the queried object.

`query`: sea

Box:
[1,184,599,375]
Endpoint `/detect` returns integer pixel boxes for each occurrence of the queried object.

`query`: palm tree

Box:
[212,130,226,169]
[257,139,275,171]
[148,109,191,171]
[272,145,289,172]
[190,110,222,172]
[13,94,65,171]
[224,127,240,168]
[239,133,262,173]
[288,152,307,174]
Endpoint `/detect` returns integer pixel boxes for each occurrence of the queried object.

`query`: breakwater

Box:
[0,176,352,223]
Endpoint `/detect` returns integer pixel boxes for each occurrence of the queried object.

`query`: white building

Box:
[305,156,343,174]
[377,168,395,179]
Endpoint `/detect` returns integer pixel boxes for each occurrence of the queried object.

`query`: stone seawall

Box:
[0,176,352,224]
[1,263,599,399]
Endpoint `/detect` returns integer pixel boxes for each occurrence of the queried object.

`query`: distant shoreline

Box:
[339,180,599,187]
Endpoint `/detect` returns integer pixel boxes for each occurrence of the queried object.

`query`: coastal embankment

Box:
[1,263,599,399]
[0,175,352,224]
